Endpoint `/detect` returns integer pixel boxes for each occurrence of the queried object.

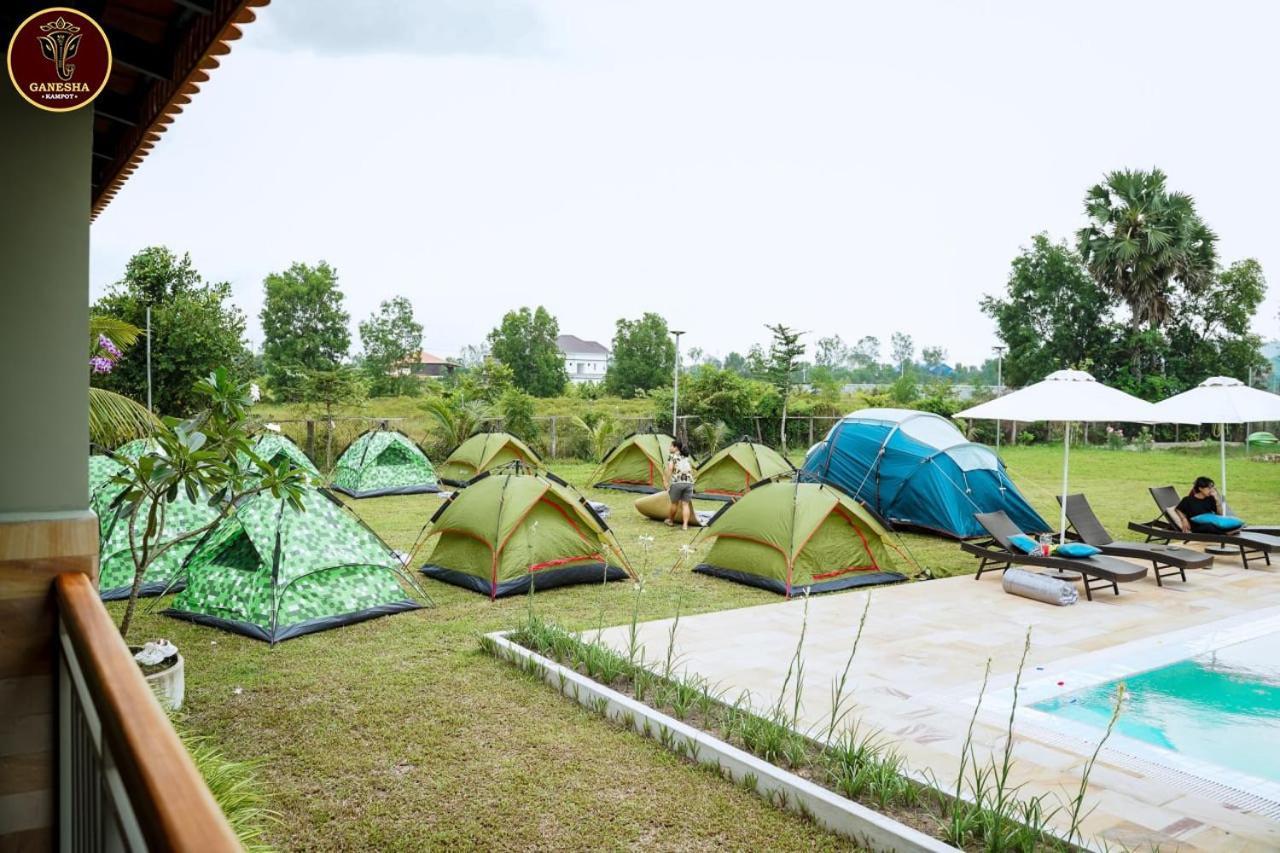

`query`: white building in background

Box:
[556,334,610,384]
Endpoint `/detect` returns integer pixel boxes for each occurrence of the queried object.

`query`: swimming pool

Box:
[1034,633,1280,785]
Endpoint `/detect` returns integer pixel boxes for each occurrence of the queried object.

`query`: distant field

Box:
[115,444,1280,850]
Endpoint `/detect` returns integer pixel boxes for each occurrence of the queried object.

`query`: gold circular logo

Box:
[7,7,113,113]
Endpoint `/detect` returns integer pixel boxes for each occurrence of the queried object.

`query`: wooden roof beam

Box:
[104,29,174,82]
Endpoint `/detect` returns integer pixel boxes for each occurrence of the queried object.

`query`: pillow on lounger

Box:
[1053,542,1100,558]
[1008,534,1039,554]
[1191,513,1244,531]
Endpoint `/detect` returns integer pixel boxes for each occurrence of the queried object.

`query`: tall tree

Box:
[921,346,947,369]
[849,336,881,368]
[890,332,914,375]
[359,296,423,396]
[260,261,350,401]
[605,312,675,397]
[1076,168,1218,329]
[763,324,806,450]
[92,247,251,415]
[1164,259,1268,388]
[981,234,1122,387]
[814,335,849,370]
[486,306,567,397]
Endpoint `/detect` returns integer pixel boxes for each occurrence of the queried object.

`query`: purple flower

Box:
[90,355,115,374]
[97,334,122,360]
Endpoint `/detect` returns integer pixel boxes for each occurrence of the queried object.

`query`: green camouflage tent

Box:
[694,482,905,597]
[592,432,677,493]
[89,453,125,505]
[695,440,795,500]
[421,470,631,598]
[97,489,221,601]
[247,431,320,478]
[166,488,421,643]
[438,432,541,486]
[330,428,438,497]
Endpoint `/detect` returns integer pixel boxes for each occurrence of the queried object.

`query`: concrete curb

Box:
[486,631,959,853]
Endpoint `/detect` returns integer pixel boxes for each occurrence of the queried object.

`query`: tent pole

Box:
[1059,422,1070,544]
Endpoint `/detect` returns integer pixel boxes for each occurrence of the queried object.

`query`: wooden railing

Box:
[55,572,240,852]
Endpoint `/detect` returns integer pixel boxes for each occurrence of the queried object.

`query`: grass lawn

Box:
[114,445,1280,850]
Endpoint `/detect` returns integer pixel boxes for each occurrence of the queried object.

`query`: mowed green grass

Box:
[113,446,1280,850]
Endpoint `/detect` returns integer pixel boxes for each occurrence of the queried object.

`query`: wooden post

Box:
[305,420,315,459]
[808,417,815,447]
[549,416,557,458]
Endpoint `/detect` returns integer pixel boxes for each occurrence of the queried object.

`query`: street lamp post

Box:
[993,345,1006,454]
[671,330,685,439]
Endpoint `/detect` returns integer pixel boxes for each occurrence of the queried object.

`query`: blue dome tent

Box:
[801,408,1049,539]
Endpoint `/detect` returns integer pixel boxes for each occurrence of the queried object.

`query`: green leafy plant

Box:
[108,368,313,637]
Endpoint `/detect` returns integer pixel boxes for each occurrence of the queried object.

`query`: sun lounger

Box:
[1220,500,1280,537]
[1057,494,1209,586]
[961,511,1148,600]
[1127,486,1278,569]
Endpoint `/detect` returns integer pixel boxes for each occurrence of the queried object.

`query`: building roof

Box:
[556,334,609,356]
[0,1,268,218]
[400,351,460,367]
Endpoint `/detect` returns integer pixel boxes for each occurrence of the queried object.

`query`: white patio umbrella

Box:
[1151,377,1280,503]
[956,369,1158,543]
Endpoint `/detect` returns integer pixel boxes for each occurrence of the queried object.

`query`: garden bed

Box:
[485,608,1111,852]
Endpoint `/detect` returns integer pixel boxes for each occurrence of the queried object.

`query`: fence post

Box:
[808,417,814,447]
[549,416,557,458]
[305,420,315,459]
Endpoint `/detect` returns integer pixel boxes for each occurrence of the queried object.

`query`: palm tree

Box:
[89,316,158,446]
[421,395,492,449]
[1076,168,1218,329]
[571,413,617,461]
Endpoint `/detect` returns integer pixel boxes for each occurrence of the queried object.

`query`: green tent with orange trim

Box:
[592,432,677,493]
[420,470,632,598]
[694,440,794,500]
[693,482,905,596]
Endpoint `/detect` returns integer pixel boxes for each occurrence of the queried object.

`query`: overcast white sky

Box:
[89,0,1280,365]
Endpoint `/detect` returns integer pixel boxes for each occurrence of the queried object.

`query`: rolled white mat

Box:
[1001,567,1078,606]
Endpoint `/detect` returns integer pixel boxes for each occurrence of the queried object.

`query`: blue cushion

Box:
[1008,534,1039,554]
[1054,542,1100,559]
[1191,513,1244,531]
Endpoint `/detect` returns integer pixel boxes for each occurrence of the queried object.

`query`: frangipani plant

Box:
[109,367,314,637]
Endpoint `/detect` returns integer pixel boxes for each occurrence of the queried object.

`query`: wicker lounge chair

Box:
[1058,494,1209,586]
[1127,486,1279,569]
[961,511,1147,600]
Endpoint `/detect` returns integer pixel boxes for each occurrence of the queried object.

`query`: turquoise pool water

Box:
[1034,634,1280,784]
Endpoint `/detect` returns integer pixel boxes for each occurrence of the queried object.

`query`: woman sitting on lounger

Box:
[1174,477,1226,533]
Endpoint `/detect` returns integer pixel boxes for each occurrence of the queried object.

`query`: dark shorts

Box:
[669,481,694,502]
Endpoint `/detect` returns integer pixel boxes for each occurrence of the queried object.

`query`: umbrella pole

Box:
[1220,424,1227,503]
[1059,422,1071,544]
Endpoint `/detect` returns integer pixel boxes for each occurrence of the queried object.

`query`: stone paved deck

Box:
[596,552,1280,851]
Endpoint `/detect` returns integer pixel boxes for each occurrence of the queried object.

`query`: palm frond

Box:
[89,387,158,446]
[90,315,144,351]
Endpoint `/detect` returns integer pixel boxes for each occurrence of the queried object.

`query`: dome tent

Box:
[96,486,220,601]
[694,439,795,500]
[165,487,422,643]
[437,431,541,486]
[693,482,906,596]
[330,428,439,498]
[801,408,1048,539]
[592,431,678,493]
[246,431,320,479]
[420,469,632,598]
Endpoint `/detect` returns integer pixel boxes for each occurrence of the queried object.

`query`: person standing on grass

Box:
[1174,476,1226,533]
[665,438,696,530]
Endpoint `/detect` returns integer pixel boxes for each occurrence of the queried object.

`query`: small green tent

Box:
[247,431,320,478]
[97,489,221,601]
[694,482,905,596]
[421,470,632,598]
[695,440,795,500]
[438,431,541,486]
[166,488,421,643]
[330,428,438,497]
[89,453,125,504]
[592,432,677,493]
